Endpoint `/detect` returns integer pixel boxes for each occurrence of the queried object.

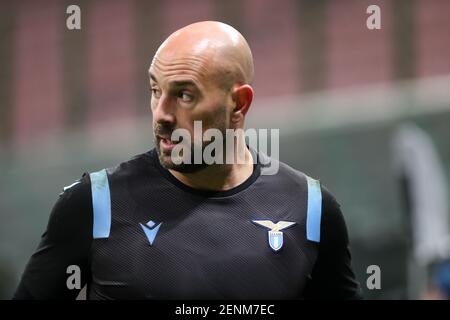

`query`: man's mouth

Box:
[158,135,180,151]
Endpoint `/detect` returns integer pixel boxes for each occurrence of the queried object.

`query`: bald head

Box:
[151,21,254,88]
[149,22,255,172]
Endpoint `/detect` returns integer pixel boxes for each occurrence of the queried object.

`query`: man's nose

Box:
[152,94,176,124]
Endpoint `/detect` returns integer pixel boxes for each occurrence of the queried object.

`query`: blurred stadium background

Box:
[1,0,450,299]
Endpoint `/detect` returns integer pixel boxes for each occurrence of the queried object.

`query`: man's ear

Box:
[231,84,253,124]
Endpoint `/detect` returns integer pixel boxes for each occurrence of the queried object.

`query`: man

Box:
[14,21,361,299]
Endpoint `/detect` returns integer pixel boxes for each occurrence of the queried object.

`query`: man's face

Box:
[149,49,233,172]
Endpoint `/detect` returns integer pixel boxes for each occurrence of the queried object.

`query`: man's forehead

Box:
[151,53,210,70]
[149,52,215,84]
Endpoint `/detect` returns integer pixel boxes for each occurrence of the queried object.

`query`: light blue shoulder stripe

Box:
[90,169,111,239]
[306,176,322,243]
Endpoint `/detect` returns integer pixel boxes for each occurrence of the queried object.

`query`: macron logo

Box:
[139,220,162,246]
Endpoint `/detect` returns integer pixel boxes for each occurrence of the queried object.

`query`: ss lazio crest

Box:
[252,220,297,252]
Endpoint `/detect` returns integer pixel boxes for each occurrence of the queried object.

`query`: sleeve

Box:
[304,186,363,299]
[12,173,93,300]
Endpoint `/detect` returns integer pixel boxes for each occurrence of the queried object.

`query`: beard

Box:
[153,121,227,174]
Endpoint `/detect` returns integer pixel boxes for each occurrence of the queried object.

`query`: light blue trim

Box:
[90,169,111,239]
[306,176,322,243]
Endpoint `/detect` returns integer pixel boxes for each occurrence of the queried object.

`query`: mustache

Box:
[154,123,175,137]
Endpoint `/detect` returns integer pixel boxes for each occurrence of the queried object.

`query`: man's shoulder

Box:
[259,153,309,184]
[59,172,91,200]
[259,153,337,202]
[47,172,93,239]
[59,149,156,198]
[103,149,157,179]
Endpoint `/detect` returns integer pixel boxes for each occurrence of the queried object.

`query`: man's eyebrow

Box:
[149,73,157,83]
[171,80,198,88]
[149,72,200,88]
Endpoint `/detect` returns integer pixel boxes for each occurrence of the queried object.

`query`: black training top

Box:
[13,148,361,299]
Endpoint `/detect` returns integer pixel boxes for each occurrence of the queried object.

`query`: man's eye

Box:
[179,92,193,103]
[151,88,161,98]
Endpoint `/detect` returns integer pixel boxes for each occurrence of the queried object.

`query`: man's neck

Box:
[169,147,254,192]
